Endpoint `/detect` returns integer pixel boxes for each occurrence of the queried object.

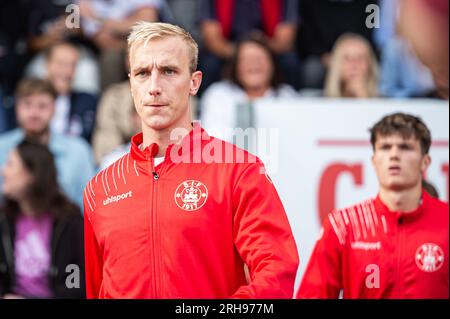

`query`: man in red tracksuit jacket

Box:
[83,21,299,298]
[298,113,449,299]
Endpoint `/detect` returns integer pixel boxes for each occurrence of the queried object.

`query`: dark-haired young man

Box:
[298,112,448,299]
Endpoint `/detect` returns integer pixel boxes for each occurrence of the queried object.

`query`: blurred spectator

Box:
[0,1,29,92]
[374,0,436,98]
[0,88,17,134]
[324,34,379,98]
[0,98,5,133]
[379,36,435,98]
[1,1,29,132]
[399,0,449,99]
[45,41,98,142]
[26,0,100,95]
[296,0,378,89]
[0,89,7,134]
[28,0,81,51]
[199,0,300,93]
[78,0,162,90]
[91,81,136,164]
[0,140,84,299]
[373,0,399,50]
[165,0,202,44]
[0,78,95,209]
[201,36,296,145]
[99,107,141,170]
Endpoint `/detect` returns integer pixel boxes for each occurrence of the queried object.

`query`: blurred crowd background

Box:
[0,0,448,298]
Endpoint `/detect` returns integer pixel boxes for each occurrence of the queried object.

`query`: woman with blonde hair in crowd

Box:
[324,33,379,98]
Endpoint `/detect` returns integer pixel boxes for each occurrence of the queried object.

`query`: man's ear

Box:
[190,71,203,96]
[421,154,431,175]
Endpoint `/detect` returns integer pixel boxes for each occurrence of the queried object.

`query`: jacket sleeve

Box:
[296,213,343,299]
[83,199,103,299]
[231,161,299,299]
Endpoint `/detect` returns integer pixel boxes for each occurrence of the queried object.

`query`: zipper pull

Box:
[153,172,159,181]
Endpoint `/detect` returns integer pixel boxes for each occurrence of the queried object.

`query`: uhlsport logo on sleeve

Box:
[415,243,445,272]
[174,180,208,211]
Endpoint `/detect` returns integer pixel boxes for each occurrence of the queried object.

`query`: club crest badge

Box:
[175,180,208,211]
[415,243,445,272]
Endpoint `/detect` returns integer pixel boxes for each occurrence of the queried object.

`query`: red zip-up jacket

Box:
[297,191,449,299]
[83,126,299,298]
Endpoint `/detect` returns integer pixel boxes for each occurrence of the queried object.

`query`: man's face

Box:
[47,45,79,95]
[16,93,55,136]
[372,134,430,192]
[129,37,202,133]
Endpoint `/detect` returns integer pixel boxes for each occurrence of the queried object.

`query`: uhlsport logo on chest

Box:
[174,180,208,211]
[103,191,133,206]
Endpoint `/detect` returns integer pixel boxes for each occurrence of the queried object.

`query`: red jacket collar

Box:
[374,190,430,221]
[130,123,210,162]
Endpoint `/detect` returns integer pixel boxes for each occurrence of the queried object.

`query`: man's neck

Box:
[141,122,192,157]
[25,130,50,145]
[379,183,423,212]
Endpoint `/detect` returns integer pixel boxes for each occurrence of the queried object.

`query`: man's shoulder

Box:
[426,194,449,217]
[0,129,24,160]
[88,152,130,189]
[336,198,376,215]
[324,198,377,233]
[0,128,23,144]
[202,133,262,169]
[83,152,133,216]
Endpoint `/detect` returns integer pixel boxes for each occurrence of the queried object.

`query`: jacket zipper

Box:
[151,157,169,298]
[395,215,403,298]
[149,158,157,297]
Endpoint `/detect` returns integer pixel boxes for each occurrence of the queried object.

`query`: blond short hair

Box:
[127,21,198,73]
[324,33,379,98]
